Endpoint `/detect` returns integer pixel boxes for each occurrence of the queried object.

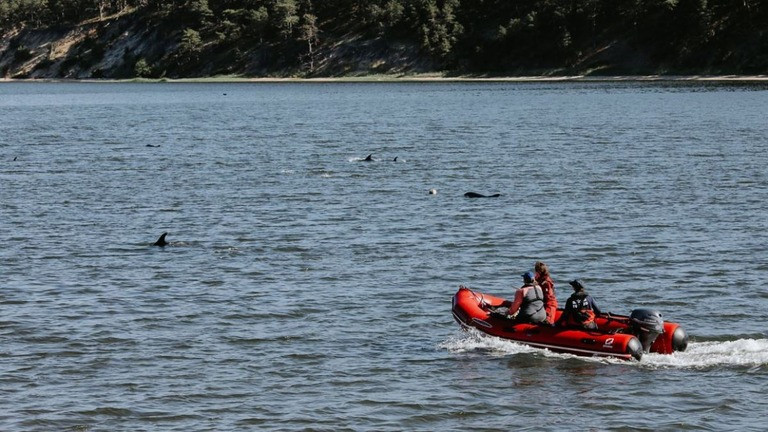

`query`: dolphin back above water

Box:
[464,192,501,198]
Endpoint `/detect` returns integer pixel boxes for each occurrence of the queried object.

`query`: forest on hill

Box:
[1,0,768,79]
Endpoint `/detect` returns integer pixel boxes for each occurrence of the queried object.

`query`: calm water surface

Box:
[1,81,768,431]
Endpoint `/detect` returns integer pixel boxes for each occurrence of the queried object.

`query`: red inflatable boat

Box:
[452,286,688,361]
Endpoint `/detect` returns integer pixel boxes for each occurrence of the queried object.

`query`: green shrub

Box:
[134,58,153,77]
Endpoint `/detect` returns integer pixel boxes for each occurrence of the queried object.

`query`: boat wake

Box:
[641,338,768,369]
[442,331,768,369]
[441,329,542,357]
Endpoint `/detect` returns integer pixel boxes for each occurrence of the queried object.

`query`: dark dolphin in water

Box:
[464,192,501,198]
[363,154,373,162]
[153,232,169,247]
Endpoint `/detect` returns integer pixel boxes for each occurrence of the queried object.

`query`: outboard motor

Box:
[629,309,665,353]
[671,326,689,352]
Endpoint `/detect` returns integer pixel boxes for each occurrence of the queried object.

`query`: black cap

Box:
[569,279,585,291]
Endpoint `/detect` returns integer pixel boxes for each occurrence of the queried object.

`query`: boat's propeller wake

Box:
[441,330,768,368]
[640,338,768,369]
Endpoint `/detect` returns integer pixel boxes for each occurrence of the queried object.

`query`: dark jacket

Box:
[559,290,601,329]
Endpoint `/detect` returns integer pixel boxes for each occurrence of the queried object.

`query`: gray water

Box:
[1,81,767,431]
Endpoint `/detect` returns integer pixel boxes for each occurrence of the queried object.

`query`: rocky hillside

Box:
[2,1,768,79]
[1,9,435,79]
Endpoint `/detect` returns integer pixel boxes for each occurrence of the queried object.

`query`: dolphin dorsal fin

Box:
[153,232,168,247]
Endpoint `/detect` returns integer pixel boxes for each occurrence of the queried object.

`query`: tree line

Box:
[3,0,768,76]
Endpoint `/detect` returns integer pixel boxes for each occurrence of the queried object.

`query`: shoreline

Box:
[2,74,768,83]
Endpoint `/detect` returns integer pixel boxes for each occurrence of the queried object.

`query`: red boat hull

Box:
[452,287,687,361]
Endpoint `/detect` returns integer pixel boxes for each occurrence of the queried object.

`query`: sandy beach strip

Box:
[2,74,768,83]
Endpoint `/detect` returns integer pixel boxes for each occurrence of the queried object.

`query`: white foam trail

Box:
[441,332,628,364]
[641,339,768,369]
[442,332,768,368]
[441,329,539,356]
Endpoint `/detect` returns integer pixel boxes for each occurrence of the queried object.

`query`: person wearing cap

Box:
[506,271,547,324]
[557,279,602,330]
[534,261,558,325]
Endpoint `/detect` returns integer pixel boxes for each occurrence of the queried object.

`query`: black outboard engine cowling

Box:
[629,309,664,353]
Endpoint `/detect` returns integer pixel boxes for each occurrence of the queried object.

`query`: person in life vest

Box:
[507,271,547,324]
[534,261,558,325]
[558,279,602,330]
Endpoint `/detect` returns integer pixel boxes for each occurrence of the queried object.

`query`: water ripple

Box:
[2,81,768,431]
